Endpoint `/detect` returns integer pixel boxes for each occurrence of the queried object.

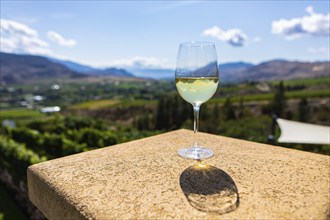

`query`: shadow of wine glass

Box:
[180,162,239,214]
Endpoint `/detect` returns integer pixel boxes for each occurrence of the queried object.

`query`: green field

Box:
[0,108,44,120]
[70,99,157,110]
[112,99,157,108]
[211,88,330,103]
[70,99,120,110]
[271,76,330,87]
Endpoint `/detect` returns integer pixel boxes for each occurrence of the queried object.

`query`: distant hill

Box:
[222,60,330,82]
[48,57,97,73]
[129,62,254,80]
[219,62,254,82]
[85,68,134,77]
[219,62,254,70]
[129,68,174,79]
[0,53,135,84]
[1,52,328,83]
[130,60,329,82]
[48,58,134,77]
[0,52,83,84]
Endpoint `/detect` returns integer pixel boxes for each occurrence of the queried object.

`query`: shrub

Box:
[0,136,46,182]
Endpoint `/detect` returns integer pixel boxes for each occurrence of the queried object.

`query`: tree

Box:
[156,96,169,129]
[238,98,244,118]
[42,133,64,158]
[135,114,153,130]
[213,103,220,122]
[298,97,310,122]
[10,127,42,153]
[200,103,210,121]
[223,97,236,120]
[156,94,192,130]
[272,81,286,117]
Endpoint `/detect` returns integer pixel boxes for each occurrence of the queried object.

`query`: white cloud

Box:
[202,26,248,46]
[0,19,52,55]
[272,6,330,40]
[1,19,38,37]
[107,56,172,69]
[47,31,76,47]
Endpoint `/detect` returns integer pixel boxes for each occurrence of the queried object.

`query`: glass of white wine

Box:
[175,41,219,160]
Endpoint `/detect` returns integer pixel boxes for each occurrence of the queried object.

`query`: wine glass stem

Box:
[193,105,200,148]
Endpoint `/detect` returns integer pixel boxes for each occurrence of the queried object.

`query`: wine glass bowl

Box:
[175,41,219,160]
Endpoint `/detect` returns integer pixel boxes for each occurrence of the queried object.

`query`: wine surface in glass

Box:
[175,77,218,106]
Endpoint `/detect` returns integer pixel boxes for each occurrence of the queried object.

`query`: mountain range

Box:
[0,52,134,84]
[0,52,82,84]
[0,52,329,84]
[49,57,134,77]
[220,60,329,82]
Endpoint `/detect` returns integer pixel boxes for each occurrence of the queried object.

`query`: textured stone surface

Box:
[28,129,330,220]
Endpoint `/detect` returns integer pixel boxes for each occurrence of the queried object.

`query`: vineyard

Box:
[0,76,329,219]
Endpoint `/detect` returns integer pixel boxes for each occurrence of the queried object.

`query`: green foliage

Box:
[76,128,117,149]
[155,93,192,130]
[3,114,160,160]
[63,115,107,130]
[314,105,330,124]
[223,98,236,120]
[0,136,46,181]
[215,116,272,143]
[211,89,330,104]
[298,97,310,122]
[7,115,116,158]
[26,114,107,133]
[237,98,244,118]
[0,108,44,121]
[285,89,330,99]
[11,127,42,152]
[41,133,66,158]
[1,77,329,181]
[271,81,286,117]
[277,142,330,155]
[9,127,68,158]
[134,114,154,130]
[0,126,12,136]
[213,104,220,122]
[272,76,330,87]
[210,93,274,103]
[70,99,119,110]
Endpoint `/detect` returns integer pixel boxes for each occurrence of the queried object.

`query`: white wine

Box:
[176,77,218,106]
[175,42,218,159]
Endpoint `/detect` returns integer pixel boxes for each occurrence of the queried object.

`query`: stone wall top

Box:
[28,129,330,219]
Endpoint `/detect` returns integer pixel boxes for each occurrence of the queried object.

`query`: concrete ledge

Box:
[28,129,330,219]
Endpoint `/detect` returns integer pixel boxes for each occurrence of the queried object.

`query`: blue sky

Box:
[1,1,329,69]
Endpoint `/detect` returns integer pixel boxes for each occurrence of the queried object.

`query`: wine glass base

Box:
[178,147,214,160]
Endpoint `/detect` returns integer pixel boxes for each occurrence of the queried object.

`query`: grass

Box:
[0,108,44,120]
[272,76,330,87]
[286,89,330,99]
[70,99,157,110]
[211,88,330,104]
[69,87,328,110]
[70,99,120,110]
[112,99,157,108]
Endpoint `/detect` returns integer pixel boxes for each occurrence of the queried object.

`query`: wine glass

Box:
[175,41,219,159]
